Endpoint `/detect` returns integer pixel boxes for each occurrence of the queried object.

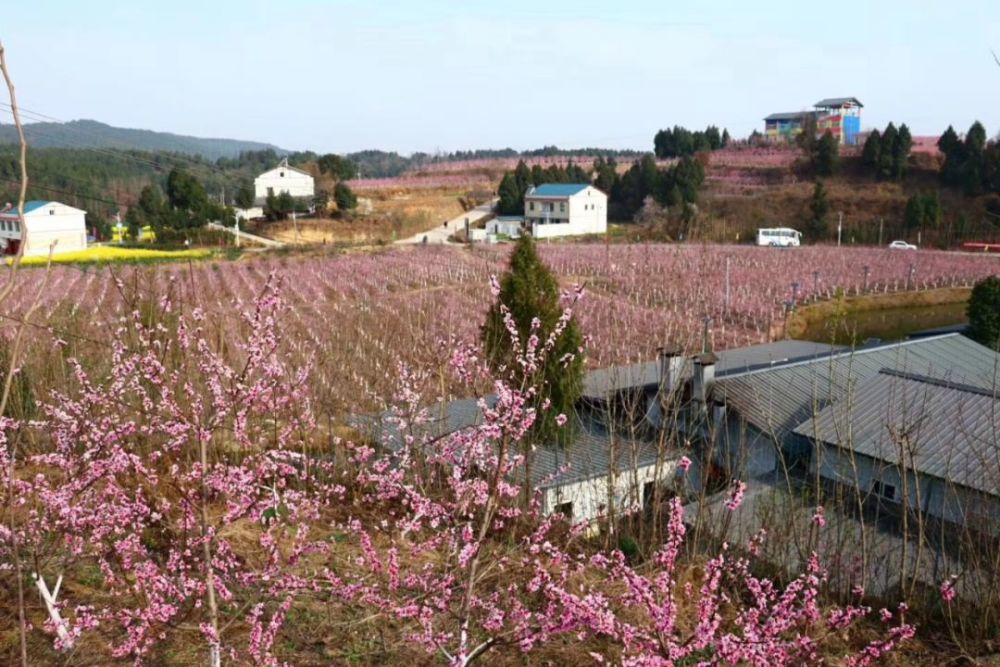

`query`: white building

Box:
[254,158,315,204]
[524,184,607,239]
[0,201,87,257]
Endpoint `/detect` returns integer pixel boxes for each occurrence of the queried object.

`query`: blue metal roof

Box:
[0,200,49,217]
[528,183,590,198]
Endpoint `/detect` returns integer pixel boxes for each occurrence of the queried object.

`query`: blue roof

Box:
[529,183,590,198]
[0,200,49,217]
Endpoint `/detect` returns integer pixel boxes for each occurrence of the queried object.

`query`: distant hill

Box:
[0,119,287,161]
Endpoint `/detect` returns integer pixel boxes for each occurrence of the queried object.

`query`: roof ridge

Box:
[720,334,965,380]
[877,368,1000,398]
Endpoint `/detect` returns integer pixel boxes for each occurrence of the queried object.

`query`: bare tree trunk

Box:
[199,432,222,667]
[0,40,30,667]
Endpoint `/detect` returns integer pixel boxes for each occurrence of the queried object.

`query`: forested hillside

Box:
[0,119,285,160]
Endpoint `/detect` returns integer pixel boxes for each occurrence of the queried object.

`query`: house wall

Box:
[812,445,1000,532]
[254,167,315,200]
[711,418,780,478]
[0,203,87,256]
[526,187,607,238]
[542,460,678,523]
[486,219,523,237]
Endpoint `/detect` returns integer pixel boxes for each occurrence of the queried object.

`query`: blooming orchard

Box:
[0,274,920,664]
[2,244,997,421]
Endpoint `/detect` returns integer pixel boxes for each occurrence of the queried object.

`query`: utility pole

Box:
[292,209,299,244]
[115,211,123,245]
[724,256,731,313]
[879,217,884,246]
[837,211,843,247]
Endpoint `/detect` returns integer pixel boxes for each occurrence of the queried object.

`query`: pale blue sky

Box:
[3,0,1000,154]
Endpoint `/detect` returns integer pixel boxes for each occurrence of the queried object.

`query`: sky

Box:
[3,0,1000,154]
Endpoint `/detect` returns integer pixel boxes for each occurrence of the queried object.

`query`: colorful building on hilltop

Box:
[763,97,863,146]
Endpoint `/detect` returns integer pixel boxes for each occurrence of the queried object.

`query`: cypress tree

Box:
[497,172,522,216]
[861,130,881,168]
[481,235,585,494]
[967,276,1000,350]
[807,181,829,240]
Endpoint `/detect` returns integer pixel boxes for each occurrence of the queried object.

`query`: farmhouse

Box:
[524,184,607,239]
[363,396,674,524]
[0,200,88,257]
[254,158,315,204]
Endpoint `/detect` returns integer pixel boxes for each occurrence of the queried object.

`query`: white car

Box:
[888,240,917,250]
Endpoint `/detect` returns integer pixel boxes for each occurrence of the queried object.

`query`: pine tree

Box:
[807,181,829,240]
[481,235,585,495]
[333,182,357,211]
[893,124,913,180]
[967,276,1000,350]
[814,131,839,176]
[878,123,898,180]
[861,130,881,168]
[904,193,925,230]
[497,172,522,216]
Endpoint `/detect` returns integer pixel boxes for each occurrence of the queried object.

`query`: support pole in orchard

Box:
[724,256,731,314]
[863,265,870,293]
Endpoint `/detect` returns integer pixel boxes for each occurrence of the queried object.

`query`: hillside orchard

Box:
[3,245,997,420]
[0,263,926,665]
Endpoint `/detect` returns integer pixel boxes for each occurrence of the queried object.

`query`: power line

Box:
[0,177,123,209]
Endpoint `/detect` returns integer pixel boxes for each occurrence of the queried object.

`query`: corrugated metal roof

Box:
[814,97,863,108]
[527,183,590,198]
[715,334,1000,440]
[582,340,842,399]
[360,396,662,489]
[763,111,813,122]
[794,369,1000,495]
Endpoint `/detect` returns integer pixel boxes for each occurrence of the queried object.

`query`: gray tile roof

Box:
[359,397,662,490]
[814,97,863,108]
[582,340,841,400]
[715,334,1000,440]
[764,111,814,122]
[794,369,1000,495]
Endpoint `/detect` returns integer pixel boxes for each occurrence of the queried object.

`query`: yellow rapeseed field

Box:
[6,245,212,266]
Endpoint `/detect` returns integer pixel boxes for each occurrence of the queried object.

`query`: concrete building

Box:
[764,97,863,146]
[0,200,88,257]
[254,158,315,204]
[524,184,607,239]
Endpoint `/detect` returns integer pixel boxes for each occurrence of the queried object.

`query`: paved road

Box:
[208,222,285,248]
[395,200,496,245]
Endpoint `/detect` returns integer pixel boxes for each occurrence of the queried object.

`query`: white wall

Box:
[0,202,87,257]
[812,445,1000,533]
[486,218,523,237]
[542,459,680,524]
[525,186,607,238]
[233,206,264,222]
[254,166,315,201]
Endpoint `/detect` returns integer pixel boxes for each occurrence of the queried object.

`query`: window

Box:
[279,171,285,177]
[554,501,573,519]
[49,209,55,215]
[529,202,535,211]
[559,203,565,212]
[872,480,896,501]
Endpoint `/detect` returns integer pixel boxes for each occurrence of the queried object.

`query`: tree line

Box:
[860,122,913,181]
[496,161,592,215]
[653,125,730,158]
[496,155,706,222]
[938,121,1000,196]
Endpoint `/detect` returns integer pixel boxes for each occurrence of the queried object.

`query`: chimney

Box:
[657,345,684,402]
[692,352,718,405]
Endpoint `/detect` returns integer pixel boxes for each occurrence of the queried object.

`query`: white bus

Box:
[756,227,802,247]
